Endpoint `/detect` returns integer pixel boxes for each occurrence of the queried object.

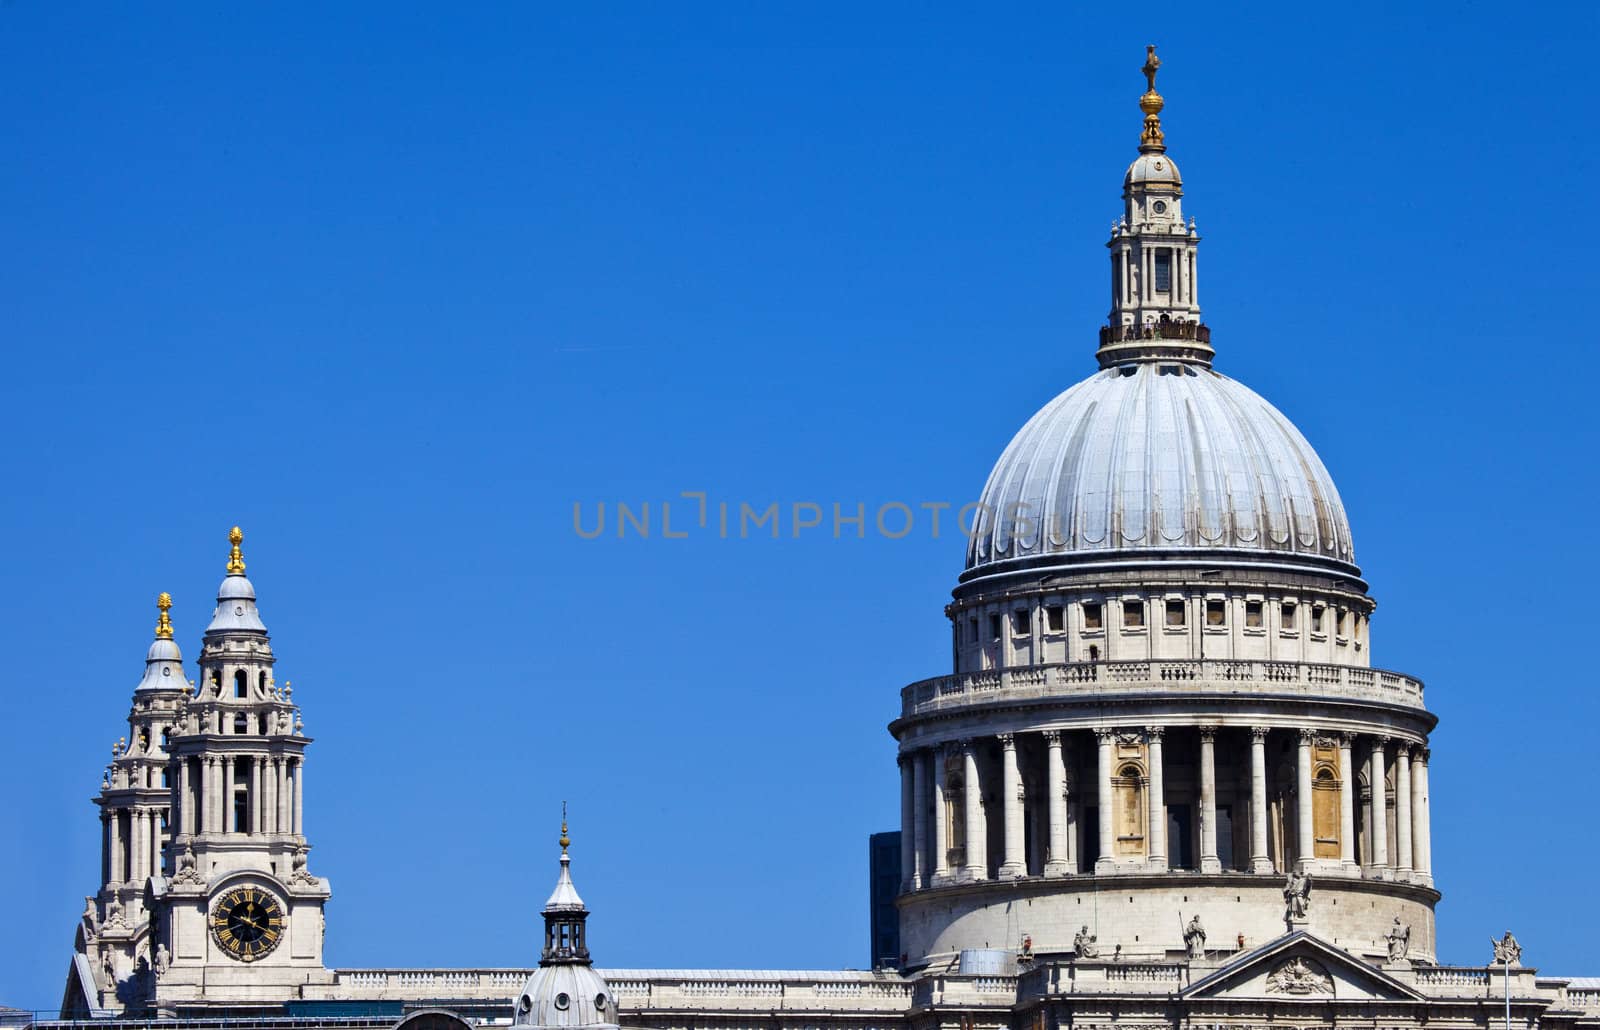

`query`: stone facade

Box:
[45,44,1600,1030]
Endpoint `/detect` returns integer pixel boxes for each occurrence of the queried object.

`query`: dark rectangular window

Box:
[1012,610,1030,635]
[1282,603,1297,630]
[989,614,1002,640]
[1312,606,1325,633]
[1245,600,1264,627]
[1083,603,1103,630]
[1154,251,1172,292]
[1123,600,1145,629]
[1206,600,1227,626]
[1165,600,1186,627]
[1046,606,1064,632]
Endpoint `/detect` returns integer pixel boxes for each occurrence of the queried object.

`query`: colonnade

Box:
[176,753,304,838]
[898,725,1431,892]
[99,805,169,886]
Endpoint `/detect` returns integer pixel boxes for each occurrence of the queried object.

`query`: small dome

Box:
[208,575,268,634]
[217,575,256,602]
[1125,151,1181,189]
[965,362,1355,580]
[136,637,186,692]
[513,965,617,1030]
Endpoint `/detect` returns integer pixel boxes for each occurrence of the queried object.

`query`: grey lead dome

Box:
[964,361,1355,579]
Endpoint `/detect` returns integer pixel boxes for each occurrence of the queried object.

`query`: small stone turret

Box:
[512,815,618,1030]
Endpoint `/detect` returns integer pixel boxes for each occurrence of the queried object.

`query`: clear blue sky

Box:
[2,1,1598,1009]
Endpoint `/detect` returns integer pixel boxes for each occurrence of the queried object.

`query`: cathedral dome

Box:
[963,361,1356,581]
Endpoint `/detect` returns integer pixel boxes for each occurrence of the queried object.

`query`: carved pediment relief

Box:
[1182,932,1423,1003]
[1265,957,1333,995]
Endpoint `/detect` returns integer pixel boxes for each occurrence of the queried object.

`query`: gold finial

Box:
[559,801,570,854]
[226,526,246,575]
[155,592,174,639]
[1139,44,1166,152]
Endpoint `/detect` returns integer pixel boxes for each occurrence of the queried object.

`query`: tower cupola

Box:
[1100,45,1210,368]
[511,814,618,1030]
[541,815,590,965]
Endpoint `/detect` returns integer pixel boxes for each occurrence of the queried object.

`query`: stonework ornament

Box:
[1283,870,1312,921]
[1073,924,1101,959]
[290,846,319,886]
[172,843,205,886]
[1491,931,1522,966]
[1184,914,1206,958]
[1385,917,1411,962]
[1265,956,1334,995]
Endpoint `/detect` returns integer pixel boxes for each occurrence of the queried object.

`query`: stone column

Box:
[1095,729,1115,873]
[1338,733,1357,871]
[1395,745,1413,878]
[1198,727,1220,873]
[1044,731,1070,876]
[100,811,111,885]
[293,759,304,835]
[961,740,987,881]
[206,756,221,834]
[152,808,164,876]
[931,746,950,884]
[1413,749,1432,883]
[999,734,1026,878]
[251,756,263,835]
[197,756,211,834]
[222,756,235,833]
[1146,728,1167,871]
[1249,728,1272,873]
[278,756,291,833]
[1295,730,1314,870]
[899,754,915,890]
[912,751,930,889]
[178,759,192,836]
[1369,738,1389,873]
[129,810,146,882]
[265,756,279,834]
[111,810,126,882]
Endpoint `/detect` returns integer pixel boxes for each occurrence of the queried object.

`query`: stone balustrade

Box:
[901,659,1425,718]
[1416,968,1491,988]
[326,969,912,1010]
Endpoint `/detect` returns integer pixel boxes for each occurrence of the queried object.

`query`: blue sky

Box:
[3,0,1599,1008]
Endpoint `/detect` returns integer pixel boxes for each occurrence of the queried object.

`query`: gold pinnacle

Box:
[1139,44,1166,152]
[155,592,174,639]
[226,526,246,575]
[560,801,570,854]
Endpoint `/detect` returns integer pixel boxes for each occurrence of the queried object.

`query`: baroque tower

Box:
[72,594,190,1012]
[64,528,337,1016]
[891,48,1437,968]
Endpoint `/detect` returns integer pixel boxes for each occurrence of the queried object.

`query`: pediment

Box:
[1182,932,1423,1003]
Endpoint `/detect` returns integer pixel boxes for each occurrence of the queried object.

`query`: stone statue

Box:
[1283,870,1312,922]
[100,950,116,987]
[1184,914,1207,959]
[154,943,169,979]
[1385,917,1411,962]
[1491,930,1522,966]
[1073,924,1101,958]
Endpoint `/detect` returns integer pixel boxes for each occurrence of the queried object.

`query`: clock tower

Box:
[149,527,334,1013]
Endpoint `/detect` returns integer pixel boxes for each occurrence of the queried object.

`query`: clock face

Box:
[210,886,285,962]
